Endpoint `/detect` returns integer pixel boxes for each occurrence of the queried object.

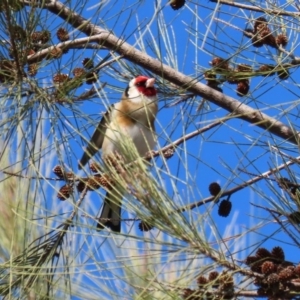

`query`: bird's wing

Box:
[79,105,114,169]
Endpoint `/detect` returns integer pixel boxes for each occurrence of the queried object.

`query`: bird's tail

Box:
[97,191,122,232]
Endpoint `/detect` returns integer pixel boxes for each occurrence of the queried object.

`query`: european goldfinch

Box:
[79,76,158,232]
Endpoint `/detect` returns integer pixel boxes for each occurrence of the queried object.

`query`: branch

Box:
[31,0,300,146]
[180,154,300,212]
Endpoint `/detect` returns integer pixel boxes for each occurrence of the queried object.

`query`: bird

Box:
[79,76,158,232]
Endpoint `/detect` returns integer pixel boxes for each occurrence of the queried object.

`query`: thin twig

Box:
[209,0,300,17]
[180,154,300,212]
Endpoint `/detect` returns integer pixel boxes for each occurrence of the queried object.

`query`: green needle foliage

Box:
[1,0,300,299]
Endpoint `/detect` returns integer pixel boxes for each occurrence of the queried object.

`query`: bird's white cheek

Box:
[127,90,157,104]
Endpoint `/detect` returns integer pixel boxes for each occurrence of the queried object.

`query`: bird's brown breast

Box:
[117,99,157,130]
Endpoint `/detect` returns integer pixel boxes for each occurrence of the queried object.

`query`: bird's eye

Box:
[136,82,145,87]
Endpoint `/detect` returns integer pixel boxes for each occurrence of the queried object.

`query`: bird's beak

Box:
[146,78,155,88]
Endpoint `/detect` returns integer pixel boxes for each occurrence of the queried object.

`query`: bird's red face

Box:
[134,76,157,97]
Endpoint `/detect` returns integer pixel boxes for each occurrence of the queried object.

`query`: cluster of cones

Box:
[245,246,300,297]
